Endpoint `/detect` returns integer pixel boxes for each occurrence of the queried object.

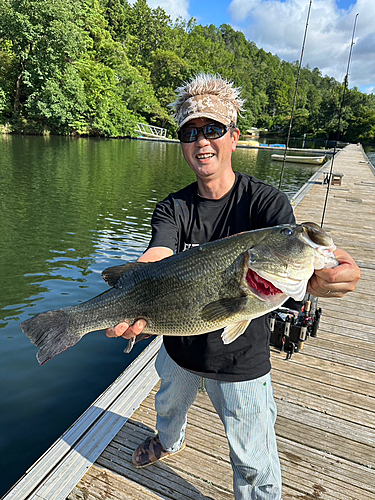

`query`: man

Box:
[106,74,360,499]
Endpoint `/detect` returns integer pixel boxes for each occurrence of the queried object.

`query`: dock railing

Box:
[135,123,167,138]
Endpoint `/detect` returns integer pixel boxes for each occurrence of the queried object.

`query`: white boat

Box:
[271,154,325,165]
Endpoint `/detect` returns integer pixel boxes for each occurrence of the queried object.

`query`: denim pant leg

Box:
[205,373,282,500]
[154,344,200,453]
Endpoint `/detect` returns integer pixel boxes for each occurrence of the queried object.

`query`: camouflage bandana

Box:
[176,94,237,129]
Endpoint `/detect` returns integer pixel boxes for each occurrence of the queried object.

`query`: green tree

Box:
[0,0,89,128]
[121,0,173,68]
[150,49,191,108]
[99,0,130,41]
[341,88,375,142]
[77,58,136,136]
[181,21,235,77]
[0,39,16,122]
[0,0,169,136]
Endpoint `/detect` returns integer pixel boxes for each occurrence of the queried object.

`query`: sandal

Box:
[131,434,186,468]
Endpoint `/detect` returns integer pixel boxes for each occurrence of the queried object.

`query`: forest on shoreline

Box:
[1,0,375,142]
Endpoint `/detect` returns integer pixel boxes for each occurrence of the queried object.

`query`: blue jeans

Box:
[155,344,282,500]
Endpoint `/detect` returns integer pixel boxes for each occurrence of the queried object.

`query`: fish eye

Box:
[281,227,294,237]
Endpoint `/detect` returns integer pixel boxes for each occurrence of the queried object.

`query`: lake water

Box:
[0,134,331,495]
[366,148,375,169]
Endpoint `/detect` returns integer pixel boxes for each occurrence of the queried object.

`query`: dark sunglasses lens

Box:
[179,123,227,143]
[179,128,197,142]
[203,124,226,139]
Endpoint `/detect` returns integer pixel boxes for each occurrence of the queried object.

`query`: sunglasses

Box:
[178,122,232,143]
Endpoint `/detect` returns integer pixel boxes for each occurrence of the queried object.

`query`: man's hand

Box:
[105,319,147,339]
[307,248,360,298]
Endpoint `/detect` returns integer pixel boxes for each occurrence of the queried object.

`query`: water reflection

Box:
[233,146,318,197]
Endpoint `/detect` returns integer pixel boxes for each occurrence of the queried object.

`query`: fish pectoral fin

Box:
[123,333,153,354]
[201,297,248,322]
[221,320,251,344]
[124,336,136,353]
[102,262,147,287]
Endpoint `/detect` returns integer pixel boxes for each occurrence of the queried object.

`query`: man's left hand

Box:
[307,248,360,298]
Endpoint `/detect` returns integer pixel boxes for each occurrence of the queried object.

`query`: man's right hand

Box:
[105,319,147,339]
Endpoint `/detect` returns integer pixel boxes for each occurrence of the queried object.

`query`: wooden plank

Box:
[270,355,375,398]
[319,315,375,337]
[106,428,231,484]
[317,321,375,343]
[99,414,233,499]
[97,455,233,500]
[271,369,375,413]
[280,462,374,500]
[300,345,375,372]
[80,382,370,498]
[309,337,375,363]
[274,382,375,428]
[275,406,375,467]
[94,392,235,500]
[315,330,375,354]
[272,349,375,385]
[69,464,166,500]
[319,305,375,324]
[278,437,375,496]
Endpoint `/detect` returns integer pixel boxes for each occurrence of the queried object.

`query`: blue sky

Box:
[146,0,374,94]
[189,0,355,28]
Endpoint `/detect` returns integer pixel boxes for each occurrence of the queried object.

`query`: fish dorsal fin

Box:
[221,320,251,344]
[201,297,248,322]
[102,262,146,287]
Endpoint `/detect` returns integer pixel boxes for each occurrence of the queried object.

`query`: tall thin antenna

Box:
[278,0,313,190]
[320,13,359,227]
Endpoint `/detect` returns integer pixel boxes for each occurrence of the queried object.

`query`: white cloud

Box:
[362,85,375,94]
[146,0,189,20]
[228,0,375,91]
[227,0,258,21]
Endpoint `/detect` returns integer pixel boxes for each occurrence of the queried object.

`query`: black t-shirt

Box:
[147,172,296,381]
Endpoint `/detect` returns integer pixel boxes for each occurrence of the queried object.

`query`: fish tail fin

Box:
[20,309,82,365]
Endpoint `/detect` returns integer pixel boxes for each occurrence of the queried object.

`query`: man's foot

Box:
[131,434,186,468]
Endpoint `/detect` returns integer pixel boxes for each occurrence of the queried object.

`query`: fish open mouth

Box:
[245,269,284,299]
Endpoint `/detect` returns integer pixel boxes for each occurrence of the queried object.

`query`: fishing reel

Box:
[269,295,322,359]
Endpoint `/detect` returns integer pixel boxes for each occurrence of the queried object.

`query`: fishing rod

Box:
[278,0,313,190]
[320,13,359,227]
[273,9,360,359]
[301,14,359,340]
[273,1,323,359]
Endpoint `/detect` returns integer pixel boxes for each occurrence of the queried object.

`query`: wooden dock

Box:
[3,144,374,499]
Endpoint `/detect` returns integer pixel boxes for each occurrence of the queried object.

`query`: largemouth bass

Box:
[21,222,338,365]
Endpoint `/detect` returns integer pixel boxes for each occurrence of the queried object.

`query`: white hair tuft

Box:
[170,73,246,119]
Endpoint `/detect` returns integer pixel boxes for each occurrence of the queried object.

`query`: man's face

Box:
[180,117,240,181]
